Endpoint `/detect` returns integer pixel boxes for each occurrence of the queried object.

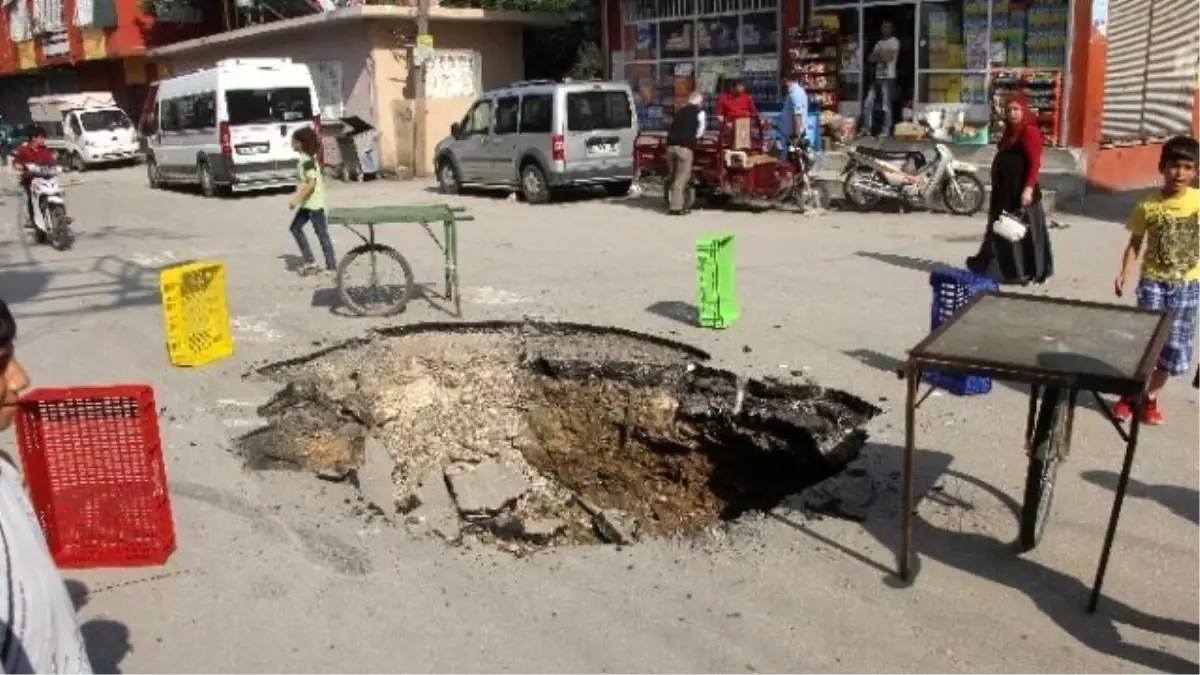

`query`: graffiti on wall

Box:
[306,60,345,120]
[425,51,480,100]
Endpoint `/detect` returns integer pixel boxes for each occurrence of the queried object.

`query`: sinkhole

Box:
[238,322,881,552]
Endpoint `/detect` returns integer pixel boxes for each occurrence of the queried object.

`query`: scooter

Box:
[841,142,985,216]
[21,164,72,251]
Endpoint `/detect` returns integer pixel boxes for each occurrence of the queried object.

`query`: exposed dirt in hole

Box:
[239,322,880,553]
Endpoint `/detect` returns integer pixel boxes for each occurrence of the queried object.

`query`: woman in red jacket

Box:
[716,79,758,122]
[966,94,1054,285]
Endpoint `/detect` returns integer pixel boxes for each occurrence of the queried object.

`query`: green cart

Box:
[326,204,473,317]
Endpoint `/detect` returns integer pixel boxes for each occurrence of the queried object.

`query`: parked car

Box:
[433,79,637,203]
[144,57,321,197]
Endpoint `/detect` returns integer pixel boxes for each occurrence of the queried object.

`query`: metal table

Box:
[899,292,1172,612]
[326,204,471,317]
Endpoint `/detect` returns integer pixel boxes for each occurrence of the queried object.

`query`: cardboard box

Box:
[733,117,751,149]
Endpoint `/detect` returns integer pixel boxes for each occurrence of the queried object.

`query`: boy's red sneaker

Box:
[1140,398,1165,426]
[1112,397,1134,421]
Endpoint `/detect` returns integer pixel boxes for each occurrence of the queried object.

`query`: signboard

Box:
[414,34,435,67]
[306,60,345,120]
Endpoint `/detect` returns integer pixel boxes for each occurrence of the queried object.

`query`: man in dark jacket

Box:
[665,91,707,215]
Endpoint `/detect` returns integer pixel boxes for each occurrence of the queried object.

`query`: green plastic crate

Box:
[696,234,739,329]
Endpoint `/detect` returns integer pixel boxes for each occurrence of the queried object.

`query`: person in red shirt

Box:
[715,79,758,123]
[11,126,57,229]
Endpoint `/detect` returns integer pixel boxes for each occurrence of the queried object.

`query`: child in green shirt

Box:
[287,127,336,275]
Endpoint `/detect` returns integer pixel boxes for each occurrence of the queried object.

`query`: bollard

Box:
[160,260,234,367]
[696,234,739,329]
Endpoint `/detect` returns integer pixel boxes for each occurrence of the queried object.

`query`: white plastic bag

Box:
[994,211,1028,243]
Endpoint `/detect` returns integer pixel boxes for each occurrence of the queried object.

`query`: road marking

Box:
[231,316,282,343]
[463,286,527,305]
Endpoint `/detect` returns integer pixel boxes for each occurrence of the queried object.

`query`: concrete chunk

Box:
[447,461,530,515]
[353,436,396,513]
[405,468,462,542]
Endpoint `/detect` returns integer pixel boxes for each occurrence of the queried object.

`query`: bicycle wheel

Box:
[335,244,417,317]
[1019,387,1066,552]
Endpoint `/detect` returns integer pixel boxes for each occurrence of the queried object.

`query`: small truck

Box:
[29,92,141,171]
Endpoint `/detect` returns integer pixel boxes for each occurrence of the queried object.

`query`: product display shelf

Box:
[989,68,1062,146]
[787,28,840,111]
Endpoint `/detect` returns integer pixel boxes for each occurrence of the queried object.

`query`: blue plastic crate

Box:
[924,267,998,396]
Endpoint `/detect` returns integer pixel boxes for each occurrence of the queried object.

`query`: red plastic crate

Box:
[14,385,176,569]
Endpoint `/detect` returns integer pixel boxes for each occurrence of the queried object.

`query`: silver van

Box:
[434,80,637,203]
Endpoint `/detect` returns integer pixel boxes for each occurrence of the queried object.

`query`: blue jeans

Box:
[290,208,337,271]
[861,78,896,136]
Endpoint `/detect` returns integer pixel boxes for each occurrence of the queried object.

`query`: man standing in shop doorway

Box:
[862,20,900,137]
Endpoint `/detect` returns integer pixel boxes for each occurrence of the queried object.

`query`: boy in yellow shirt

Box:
[1113,135,1200,425]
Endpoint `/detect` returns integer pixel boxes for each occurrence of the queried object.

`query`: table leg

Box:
[1088,400,1142,613]
[1024,384,1041,447]
[444,220,460,317]
[899,363,920,580]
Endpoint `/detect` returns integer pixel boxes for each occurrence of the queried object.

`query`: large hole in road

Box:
[238,322,880,553]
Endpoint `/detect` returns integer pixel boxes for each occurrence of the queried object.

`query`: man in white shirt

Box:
[861,21,900,137]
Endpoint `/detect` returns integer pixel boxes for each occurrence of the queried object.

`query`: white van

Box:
[145,58,320,197]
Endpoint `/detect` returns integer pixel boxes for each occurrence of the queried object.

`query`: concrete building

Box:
[0,0,220,124]
[148,4,566,177]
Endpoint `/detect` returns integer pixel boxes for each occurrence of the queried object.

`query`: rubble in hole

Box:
[237,322,880,554]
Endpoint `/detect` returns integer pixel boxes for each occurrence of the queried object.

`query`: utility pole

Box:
[410,0,432,177]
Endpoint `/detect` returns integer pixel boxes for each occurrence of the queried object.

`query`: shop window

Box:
[741,11,778,54]
[619,0,780,129]
[494,96,519,135]
[918,74,989,121]
[698,16,740,56]
[659,20,695,58]
[988,0,1070,68]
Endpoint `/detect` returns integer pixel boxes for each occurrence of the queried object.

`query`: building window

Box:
[9,0,31,42]
[619,0,782,130]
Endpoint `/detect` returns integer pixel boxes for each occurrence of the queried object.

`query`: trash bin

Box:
[334,115,381,182]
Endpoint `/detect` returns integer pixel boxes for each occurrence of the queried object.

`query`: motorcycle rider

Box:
[11,126,58,230]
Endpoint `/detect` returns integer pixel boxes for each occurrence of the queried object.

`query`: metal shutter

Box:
[1139,0,1198,138]
[1100,0,1151,141]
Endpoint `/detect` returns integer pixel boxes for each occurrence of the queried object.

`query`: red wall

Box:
[0,0,222,77]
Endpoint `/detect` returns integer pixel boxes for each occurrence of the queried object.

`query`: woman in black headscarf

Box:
[967,93,1054,285]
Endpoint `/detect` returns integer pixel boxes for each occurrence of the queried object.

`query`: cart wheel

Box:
[335,244,417,317]
[1019,387,1066,552]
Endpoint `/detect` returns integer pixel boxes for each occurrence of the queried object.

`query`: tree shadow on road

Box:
[65,580,133,674]
[774,444,1200,673]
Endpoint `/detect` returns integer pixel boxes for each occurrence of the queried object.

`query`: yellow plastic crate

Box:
[160,261,234,367]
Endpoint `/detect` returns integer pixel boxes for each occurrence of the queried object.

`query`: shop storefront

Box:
[611,0,791,130]
[603,0,1076,144]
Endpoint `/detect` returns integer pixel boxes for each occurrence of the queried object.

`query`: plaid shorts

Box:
[1138,279,1200,376]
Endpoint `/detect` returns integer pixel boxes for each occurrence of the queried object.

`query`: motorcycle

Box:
[841,142,986,216]
[785,136,831,212]
[21,164,72,251]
